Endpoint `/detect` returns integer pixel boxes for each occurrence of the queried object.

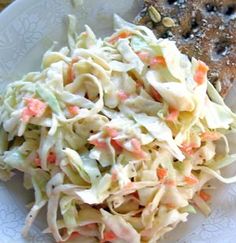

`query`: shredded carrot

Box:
[130,138,146,159]
[101,231,117,242]
[180,142,197,156]
[165,203,176,209]
[90,139,107,149]
[65,57,80,84]
[104,127,119,138]
[150,86,162,102]
[117,90,129,101]
[199,190,211,201]
[68,232,80,241]
[131,138,142,151]
[194,60,209,85]
[136,53,166,67]
[21,98,47,122]
[184,175,199,185]
[150,56,166,67]
[117,31,131,39]
[21,108,33,123]
[47,152,56,164]
[166,107,179,122]
[34,152,56,166]
[200,131,221,142]
[180,144,191,154]
[85,223,97,230]
[156,168,168,181]
[164,179,176,186]
[68,105,79,117]
[102,127,123,153]
[111,169,118,182]
[66,65,73,84]
[197,60,209,74]
[108,31,131,44]
[111,139,123,153]
[136,51,150,62]
[25,98,47,117]
[131,191,139,199]
[133,150,146,159]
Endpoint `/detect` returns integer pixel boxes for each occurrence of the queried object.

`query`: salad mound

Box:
[1,15,236,243]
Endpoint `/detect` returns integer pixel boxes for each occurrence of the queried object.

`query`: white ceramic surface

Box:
[0,1,236,243]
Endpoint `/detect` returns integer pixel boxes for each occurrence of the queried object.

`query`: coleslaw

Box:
[0,15,236,243]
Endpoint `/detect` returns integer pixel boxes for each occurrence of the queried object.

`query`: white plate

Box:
[0,1,236,242]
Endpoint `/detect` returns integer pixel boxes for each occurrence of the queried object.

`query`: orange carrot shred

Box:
[194,61,209,85]
[85,223,97,230]
[130,138,146,159]
[25,98,47,116]
[198,60,209,73]
[104,127,119,138]
[68,105,79,116]
[117,90,129,101]
[180,142,197,156]
[184,175,199,185]
[136,51,150,62]
[68,232,80,241]
[108,31,131,44]
[21,108,33,123]
[131,138,142,151]
[21,98,47,122]
[150,56,166,67]
[150,86,162,102]
[200,131,221,142]
[66,65,73,84]
[166,107,179,122]
[157,168,168,181]
[131,191,139,199]
[165,203,176,209]
[65,57,80,84]
[101,231,117,242]
[164,179,176,186]
[111,139,123,153]
[199,190,211,201]
[111,169,118,182]
[47,152,56,164]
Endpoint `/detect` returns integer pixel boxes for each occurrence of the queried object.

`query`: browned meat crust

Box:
[135,0,236,97]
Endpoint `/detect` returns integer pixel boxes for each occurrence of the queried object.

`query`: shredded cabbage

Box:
[0,15,236,243]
